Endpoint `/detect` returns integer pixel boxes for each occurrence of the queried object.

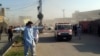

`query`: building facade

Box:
[72,10,100,22]
[19,16,32,25]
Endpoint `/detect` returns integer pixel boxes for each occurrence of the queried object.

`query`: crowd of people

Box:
[0,21,84,56]
[0,21,40,56]
[73,24,82,40]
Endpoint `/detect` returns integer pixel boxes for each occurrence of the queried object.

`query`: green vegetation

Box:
[14,35,23,44]
[5,35,24,56]
[5,46,24,56]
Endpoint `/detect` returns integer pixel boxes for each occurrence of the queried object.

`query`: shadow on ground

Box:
[39,36,56,43]
[70,34,100,54]
[73,44,100,54]
[39,35,69,43]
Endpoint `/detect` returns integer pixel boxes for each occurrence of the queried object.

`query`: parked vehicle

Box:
[54,23,72,41]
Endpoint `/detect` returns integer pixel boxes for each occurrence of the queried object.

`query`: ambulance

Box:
[54,23,72,41]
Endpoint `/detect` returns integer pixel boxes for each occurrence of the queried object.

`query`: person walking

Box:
[8,26,13,42]
[23,21,39,56]
[0,27,3,40]
[77,24,82,40]
[33,26,39,44]
[98,26,100,37]
[73,24,77,36]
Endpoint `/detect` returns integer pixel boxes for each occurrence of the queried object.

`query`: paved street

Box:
[0,34,8,50]
[0,33,19,55]
[37,32,100,56]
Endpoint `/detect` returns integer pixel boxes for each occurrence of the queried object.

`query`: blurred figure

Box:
[73,24,77,36]
[0,26,3,40]
[77,24,82,40]
[8,26,13,42]
[98,26,100,37]
[33,26,39,44]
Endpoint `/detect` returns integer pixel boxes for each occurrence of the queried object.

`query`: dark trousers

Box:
[74,31,77,36]
[0,34,1,40]
[8,35,13,42]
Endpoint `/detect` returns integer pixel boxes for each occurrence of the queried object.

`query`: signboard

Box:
[0,16,3,22]
[0,8,5,16]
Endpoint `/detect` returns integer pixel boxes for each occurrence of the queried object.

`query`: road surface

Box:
[0,33,19,55]
[36,32,100,56]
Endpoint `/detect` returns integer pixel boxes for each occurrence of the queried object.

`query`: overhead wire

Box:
[1,0,38,11]
[10,3,37,11]
[10,1,38,11]
[5,0,42,18]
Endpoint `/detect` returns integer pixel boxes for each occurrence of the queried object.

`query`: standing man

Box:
[0,26,3,40]
[77,24,82,40]
[24,21,39,56]
[98,26,100,37]
[8,26,13,42]
[73,24,77,36]
[33,26,39,44]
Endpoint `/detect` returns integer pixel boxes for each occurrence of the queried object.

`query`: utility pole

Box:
[37,0,43,32]
[37,0,43,26]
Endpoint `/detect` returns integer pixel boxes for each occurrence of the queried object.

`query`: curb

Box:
[0,41,14,56]
[2,43,14,56]
[0,35,18,56]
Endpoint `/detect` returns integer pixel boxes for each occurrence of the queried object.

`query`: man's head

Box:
[9,26,13,29]
[26,21,33,27]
